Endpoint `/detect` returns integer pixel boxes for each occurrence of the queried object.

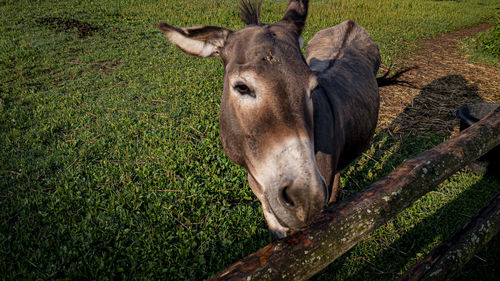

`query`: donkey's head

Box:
[159,0,327,238]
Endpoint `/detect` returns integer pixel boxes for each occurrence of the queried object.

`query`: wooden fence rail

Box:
[210,107,500,281]
[398,192,500,281]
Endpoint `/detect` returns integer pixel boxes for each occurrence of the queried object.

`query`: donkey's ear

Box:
[158,23,232,58]
[277,0,309,35]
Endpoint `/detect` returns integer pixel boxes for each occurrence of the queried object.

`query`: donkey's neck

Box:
[312,85,343,191]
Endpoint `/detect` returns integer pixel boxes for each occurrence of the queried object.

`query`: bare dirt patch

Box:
[91,59,122,73]
[35,17,98,37]
[378,23,499,138]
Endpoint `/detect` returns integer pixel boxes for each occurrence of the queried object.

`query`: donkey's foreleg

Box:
[328,172,341,204]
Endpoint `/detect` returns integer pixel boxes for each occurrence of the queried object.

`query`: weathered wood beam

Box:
[398,192,500,281]
[210,107,500,281]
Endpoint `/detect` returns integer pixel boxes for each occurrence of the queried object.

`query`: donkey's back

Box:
[306,20,380,172]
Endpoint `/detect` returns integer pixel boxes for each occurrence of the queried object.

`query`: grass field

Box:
[461,23,500,67]
[1,0,499,280]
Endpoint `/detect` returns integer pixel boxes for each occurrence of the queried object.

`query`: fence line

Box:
[210,107,500,281]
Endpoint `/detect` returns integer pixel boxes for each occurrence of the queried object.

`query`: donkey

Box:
[158,0,380,239]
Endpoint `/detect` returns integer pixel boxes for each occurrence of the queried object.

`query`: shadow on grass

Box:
[339,74,485,198]
[312,74,500,280]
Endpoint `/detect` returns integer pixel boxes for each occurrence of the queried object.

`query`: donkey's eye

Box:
[234,84,255,97]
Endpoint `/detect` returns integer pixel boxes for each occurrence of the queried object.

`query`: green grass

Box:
[460,23,500,67]
[1,0,499,280]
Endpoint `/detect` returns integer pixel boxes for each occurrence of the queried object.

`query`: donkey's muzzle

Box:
[269,175,327,229]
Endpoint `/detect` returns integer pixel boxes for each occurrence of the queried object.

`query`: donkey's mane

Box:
[239,0,262,25]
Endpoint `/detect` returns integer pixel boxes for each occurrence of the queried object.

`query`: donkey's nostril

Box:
[281,185,295,207]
